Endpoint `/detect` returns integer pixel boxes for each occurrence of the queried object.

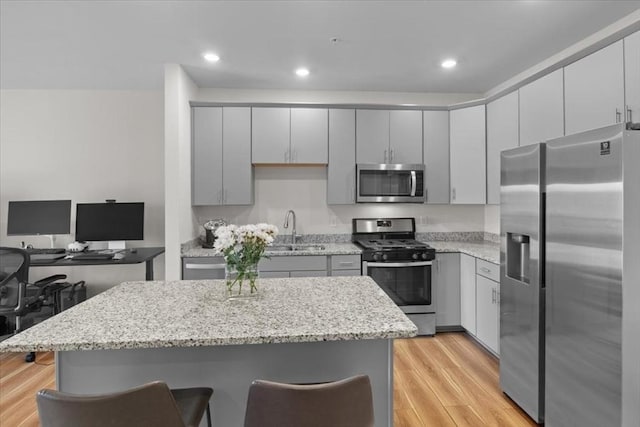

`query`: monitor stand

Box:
[87,241,126,252]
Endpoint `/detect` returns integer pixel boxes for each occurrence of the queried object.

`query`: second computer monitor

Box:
[75,202,144,247]
[7,200,72,236]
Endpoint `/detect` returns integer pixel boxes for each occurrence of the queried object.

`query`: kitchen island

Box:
[0,276,416,427]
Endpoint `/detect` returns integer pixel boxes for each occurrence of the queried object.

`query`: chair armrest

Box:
[34,274,67,287]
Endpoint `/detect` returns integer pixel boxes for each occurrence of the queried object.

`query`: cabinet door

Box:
[223,107,253,205]
[434,253,461,327]
[460,254,476,335]
[423,111,450,204]
[476,275,499,354]
[625,31,640,124]
[290,108,328,163]
[449,105,487,204]
[192,107,223,206]
[356,109,390,163]
[519,69,565,147]
[327,109,356,204]
[331,269,361,277]
[565,40,625,135]
[487,92,519,205]
[252,107,290,163]
[389,110,422,163]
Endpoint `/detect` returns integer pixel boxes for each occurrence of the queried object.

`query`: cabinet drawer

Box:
[330,255,361,271]
[259,255,327,272]
[331,269,361,277]
[182,257,226,280]
[476,259,499,282]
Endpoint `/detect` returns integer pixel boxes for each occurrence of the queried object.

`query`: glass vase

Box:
[225,263,260,300]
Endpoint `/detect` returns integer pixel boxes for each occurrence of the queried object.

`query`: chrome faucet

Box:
[283,210,297,245]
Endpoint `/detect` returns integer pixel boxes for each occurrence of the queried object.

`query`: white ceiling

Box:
[1,1,639,93]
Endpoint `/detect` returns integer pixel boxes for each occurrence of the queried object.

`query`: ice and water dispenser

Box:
[506,232,530,284]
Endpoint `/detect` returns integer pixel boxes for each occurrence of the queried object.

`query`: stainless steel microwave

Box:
[356,164,425,203]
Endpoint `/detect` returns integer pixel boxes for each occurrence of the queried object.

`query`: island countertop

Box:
[0,276,417,353]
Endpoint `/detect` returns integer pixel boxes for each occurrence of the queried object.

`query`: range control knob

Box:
[373,253,381,261]
[382,254,389,261]
[412,253,419,260]
[421,253,429,260]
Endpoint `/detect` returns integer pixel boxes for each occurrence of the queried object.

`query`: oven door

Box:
[362,261,433,313]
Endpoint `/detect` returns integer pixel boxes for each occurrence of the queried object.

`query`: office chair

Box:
[36,381,213,427]
[0,246,69,362]
[243,375,374,427]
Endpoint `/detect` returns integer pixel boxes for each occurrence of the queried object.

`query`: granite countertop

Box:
[182,242,362,258]
[0,276,417,353]
[425,240,500,264]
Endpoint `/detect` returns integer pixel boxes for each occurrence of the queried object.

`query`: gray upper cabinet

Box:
[252,107,328,164]
[356,109,422,164]
[252,107,290,163]
[625,31,640,124]
[192,107,223,205]
[222,107,253,205]
[327,109,356,204]
[519,68,565,146]
[487,92,519,205]
[356,109,389,163]
[423,110,450,204]
[564,40,625,135]
[192,107,253,206]
[290,108,328,163]
[389,110,423,163]
[449,105,486,204]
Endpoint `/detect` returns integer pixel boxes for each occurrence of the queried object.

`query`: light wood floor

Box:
[0,333,537,426]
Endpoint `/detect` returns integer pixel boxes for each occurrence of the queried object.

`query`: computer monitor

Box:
[7,200,72,246]
[75,202,144,250]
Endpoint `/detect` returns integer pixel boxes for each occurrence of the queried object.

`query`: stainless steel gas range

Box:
[352,218,436,335]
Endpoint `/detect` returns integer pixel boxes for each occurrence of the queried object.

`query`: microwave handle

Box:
[410,171,417,197]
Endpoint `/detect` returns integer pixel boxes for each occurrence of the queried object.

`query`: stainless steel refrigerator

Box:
[500,123,640,427]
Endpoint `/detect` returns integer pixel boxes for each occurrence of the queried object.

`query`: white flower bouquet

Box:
[214,223,278,297]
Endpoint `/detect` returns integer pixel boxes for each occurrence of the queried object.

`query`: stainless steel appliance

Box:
[202,218,226,248]
[356,164,424,203]
[500,124,640,426]
[352,218,436,335]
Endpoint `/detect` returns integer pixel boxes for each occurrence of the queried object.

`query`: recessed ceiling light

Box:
[295,68,310,77]
[203,52,220,63]
[441,59,457,69]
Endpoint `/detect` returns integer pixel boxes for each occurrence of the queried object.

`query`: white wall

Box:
[194,167,486,236]
[0,90,165,295]
[484,205,500,235]
[164,64,199,279]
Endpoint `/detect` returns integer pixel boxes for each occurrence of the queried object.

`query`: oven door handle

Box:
[410,170,417,197]
[366,261,432,268]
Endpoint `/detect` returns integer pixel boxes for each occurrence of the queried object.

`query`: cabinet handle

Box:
[224,189,228,204]
[480,267,491,273]
[292,149,297,163]
[491,288,496,304]
[384,149,388,163]
[338,262,354,266]
[627,106,633,123]
[185,263,226,270]
[390,149,394,163]
[217,190,222,204]
[616,108,622,123]
[452,187,456,202]
[497,289,500,304]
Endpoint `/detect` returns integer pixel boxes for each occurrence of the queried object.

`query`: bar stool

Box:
[36,381,213,427]
[243,374,374,427]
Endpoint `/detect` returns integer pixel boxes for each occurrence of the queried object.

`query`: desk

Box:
[29,247,165,280]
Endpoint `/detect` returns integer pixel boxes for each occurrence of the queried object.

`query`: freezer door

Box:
[545,125,623,427]
[499,143,545,423]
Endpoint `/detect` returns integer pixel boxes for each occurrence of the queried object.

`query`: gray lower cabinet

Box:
[192,107,252,206]
[434,253,461,328]
[459,253,477,335]
[327,109,356,204]
[423,110,450,204]
[330,255,361,276]
[182,257,226,280]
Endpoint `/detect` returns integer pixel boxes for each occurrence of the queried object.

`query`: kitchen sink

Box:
[268,244,326,252]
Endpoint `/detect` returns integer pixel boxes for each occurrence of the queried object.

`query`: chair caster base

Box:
[25,352,35,363]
